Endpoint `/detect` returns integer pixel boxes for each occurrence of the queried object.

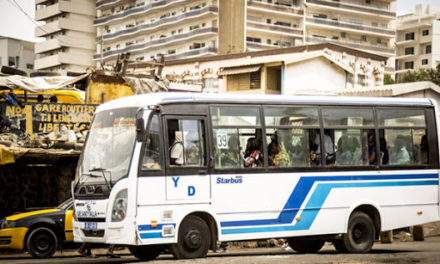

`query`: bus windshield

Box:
[77,107,138,186]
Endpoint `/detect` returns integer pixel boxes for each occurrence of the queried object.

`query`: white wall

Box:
[284,57,347,95]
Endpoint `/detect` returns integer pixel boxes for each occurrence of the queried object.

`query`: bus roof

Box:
[96,92,433,113]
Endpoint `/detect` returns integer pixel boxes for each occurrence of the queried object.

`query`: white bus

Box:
[72,93,440,260]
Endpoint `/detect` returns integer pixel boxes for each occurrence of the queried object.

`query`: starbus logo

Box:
[216,176,243,184]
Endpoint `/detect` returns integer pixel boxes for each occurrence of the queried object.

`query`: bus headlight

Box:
[112,189,127,222]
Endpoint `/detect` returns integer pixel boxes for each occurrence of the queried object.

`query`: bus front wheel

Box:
[170,215,211,259]
[287,238,325,253]
[336,211,375,253]
[129,245,162,261]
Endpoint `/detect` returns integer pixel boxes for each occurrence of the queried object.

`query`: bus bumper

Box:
[72,217,137,245]
[0,227,28,250]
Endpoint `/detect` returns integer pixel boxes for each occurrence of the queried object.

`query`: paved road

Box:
[2,236,440,264]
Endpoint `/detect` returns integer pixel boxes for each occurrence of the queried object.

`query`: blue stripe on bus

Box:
[220,173,438,228]
[138,223,176,231]
[221,179,438,235]
[139,232,162,239]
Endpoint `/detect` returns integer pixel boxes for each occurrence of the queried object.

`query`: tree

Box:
[384,74,395,85]
[400,64,440,86]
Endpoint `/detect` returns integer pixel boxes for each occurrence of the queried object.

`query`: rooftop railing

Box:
[307,0,395,17]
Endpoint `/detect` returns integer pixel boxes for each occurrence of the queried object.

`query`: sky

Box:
[0,0,439,43]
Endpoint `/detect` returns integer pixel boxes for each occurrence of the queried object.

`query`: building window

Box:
[405,32,415,40]
[404,47,414,55]
[422,59,428,65]
[422,29,429,36]
[426,45,431,54]
[8,56,15,67]
[266,19,271,24]
[404,61,414,69]
[246,37,261,43]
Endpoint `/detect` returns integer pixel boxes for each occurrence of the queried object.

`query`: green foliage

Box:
[384,74,395,85]
[400,64,440,86]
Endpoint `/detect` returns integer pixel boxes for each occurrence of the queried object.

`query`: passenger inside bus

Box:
[243,138,263,167]
[313,130,335,165]
[169,130,184,166]
[368,134,376,165]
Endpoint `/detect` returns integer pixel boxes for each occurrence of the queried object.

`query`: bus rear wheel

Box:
[287,238,325,253]
[129,245,162,261]
[337,211,375,253]
[170,215,211,259]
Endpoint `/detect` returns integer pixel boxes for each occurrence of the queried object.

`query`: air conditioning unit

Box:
[341,32,346,38]
[361,35,367,41]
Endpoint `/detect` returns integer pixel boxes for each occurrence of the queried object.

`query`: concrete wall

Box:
[218,0,245,54]
[284,57,347,95]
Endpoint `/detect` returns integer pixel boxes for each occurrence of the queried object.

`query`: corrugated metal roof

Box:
[218,65,262,76]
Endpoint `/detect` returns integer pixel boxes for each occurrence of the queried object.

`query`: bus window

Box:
[266,128,320,167]
[167,119,206,167]
[378,109,427,166]
[141,114,161,170]
[211,105,263,169]
[264,106,320,167]
[322,107,375,167]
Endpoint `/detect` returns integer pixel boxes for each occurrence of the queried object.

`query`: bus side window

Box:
[167,119,206,167]
[322,107,375,167]
[141,114,161,170]
[377,109,427,166]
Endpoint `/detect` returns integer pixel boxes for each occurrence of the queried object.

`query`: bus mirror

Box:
[136,113,145,142]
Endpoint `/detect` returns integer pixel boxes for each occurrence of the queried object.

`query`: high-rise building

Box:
[95,0,396,67]
[34,0,96,74]
[0,36,35,74]
[395,4,440,82]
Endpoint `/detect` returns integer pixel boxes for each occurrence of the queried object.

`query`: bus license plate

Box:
[84,222,97,230]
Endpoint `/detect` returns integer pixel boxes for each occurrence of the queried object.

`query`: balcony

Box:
[306,0,395,18]
[35,3,61,21]
[246,41,289,50]
[35,52,94,70]
[95,27,218,60]
[246,21,303,37]
[165,47,218,61]
[96,0,130,9]
[306,17,395,36]
[95,0,196,25]
[247,0,304,17]
[101,6,218,42]
[306,36,394,55]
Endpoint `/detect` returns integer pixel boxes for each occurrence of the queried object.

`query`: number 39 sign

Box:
[216,130,228,149]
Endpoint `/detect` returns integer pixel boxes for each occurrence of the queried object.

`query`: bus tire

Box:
[287,238,325,253]
[26,227,58,258]
[170,215,211,259]
[129,245,162,261]
[340,211,375,253]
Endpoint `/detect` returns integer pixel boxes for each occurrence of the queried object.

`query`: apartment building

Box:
[395,4,440,82]
[94,0,396,67]
[0,36,35,74]
[34,0,96,74]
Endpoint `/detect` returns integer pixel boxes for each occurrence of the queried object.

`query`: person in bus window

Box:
[420,135,428,164]
[244,138,263,167]
[314,130,335,165]
[394,135,410,165]
[169,131,184,166]
[336,135,352,165]
[368,134,376,165]
[380,137,389,165]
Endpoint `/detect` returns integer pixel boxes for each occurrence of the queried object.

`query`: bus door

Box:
[163,115,211,203]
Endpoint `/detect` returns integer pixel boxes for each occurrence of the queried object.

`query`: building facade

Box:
[0,36,35,74]
[395,4,440,82]
[34,0,96,74]
[153,43,387,94]
[94,0,396,67]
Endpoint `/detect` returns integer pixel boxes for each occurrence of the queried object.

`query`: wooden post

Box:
[413,225,424,241]
[380,230,393,243]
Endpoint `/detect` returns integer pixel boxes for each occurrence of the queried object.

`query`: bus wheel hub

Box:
[185,229,201,249]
